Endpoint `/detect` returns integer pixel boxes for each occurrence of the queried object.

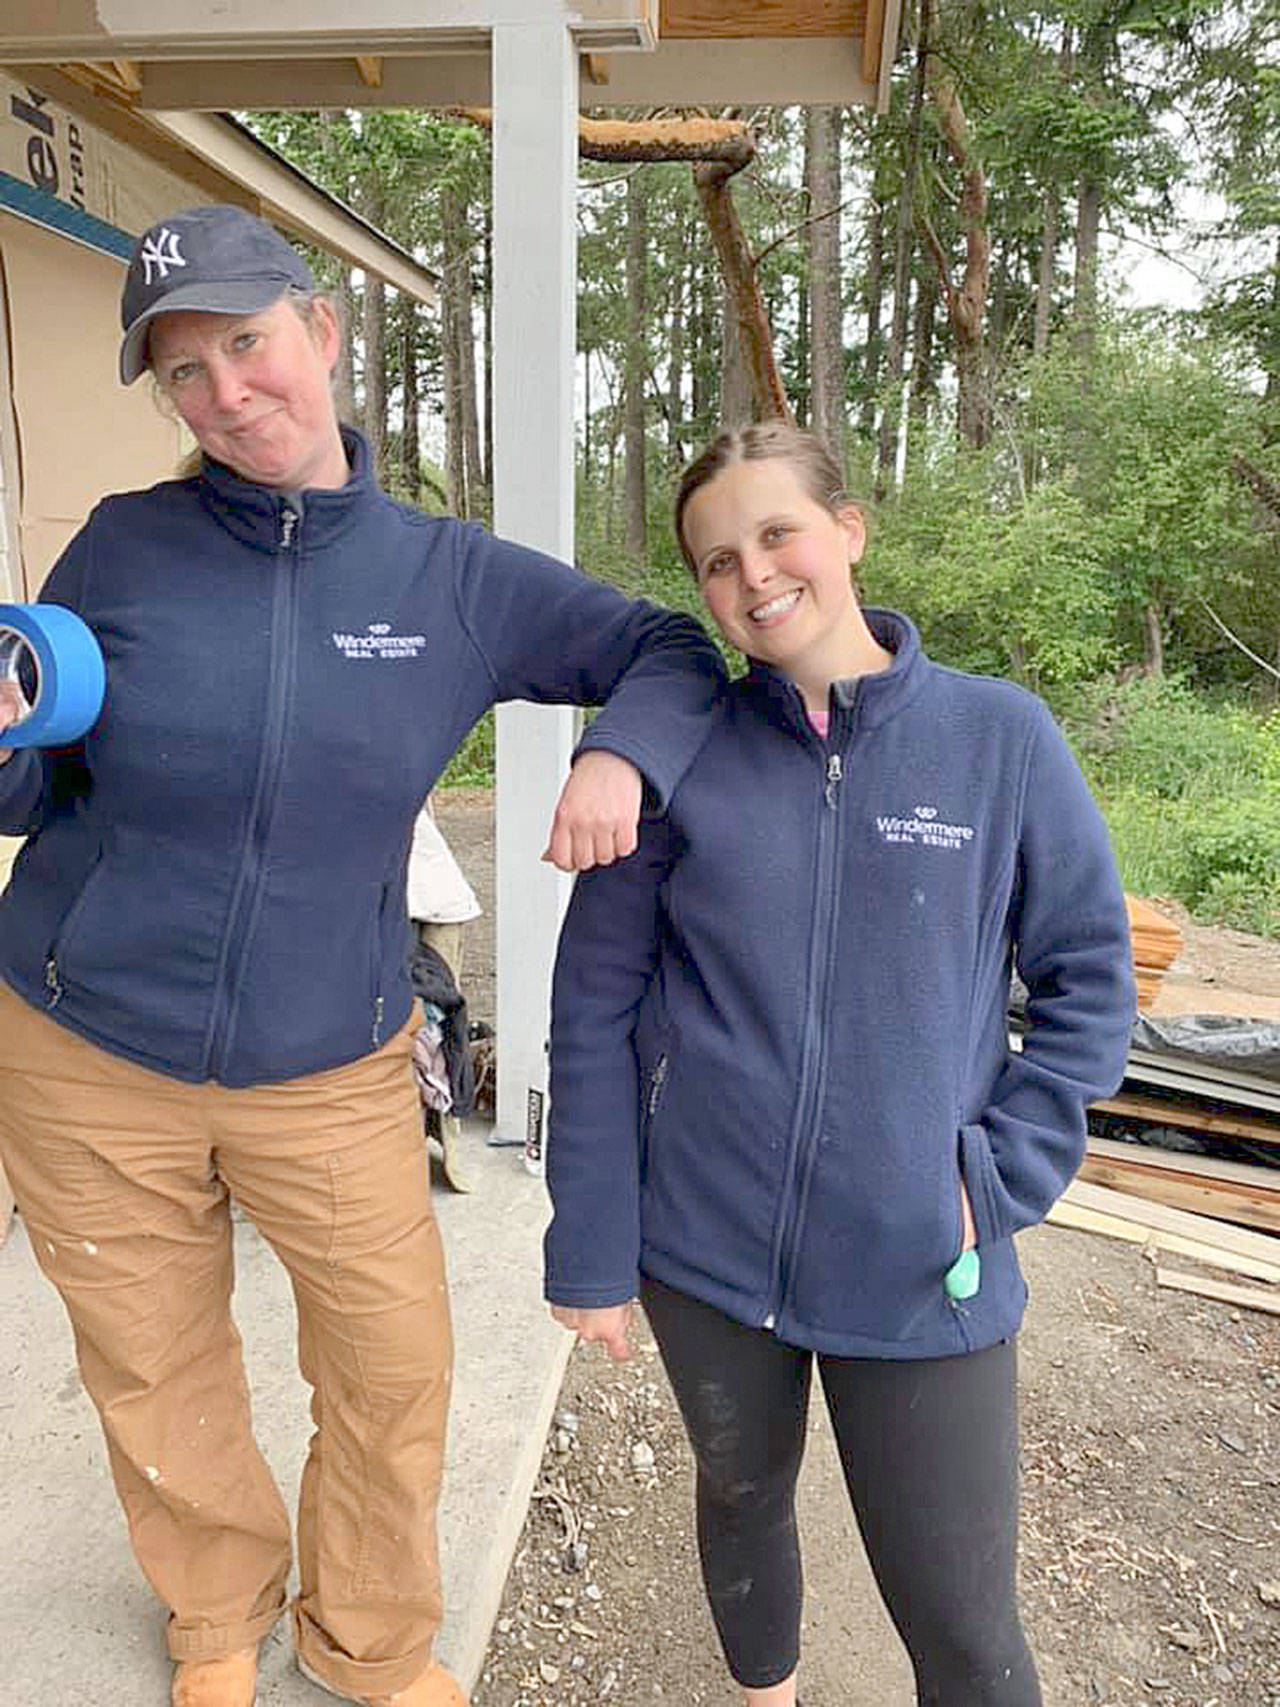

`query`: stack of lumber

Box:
[1078,1133,1280,1234]
[1125,894,1184,1010]
[1049,1178,1280,1316]
[1088,1041,1280,1236]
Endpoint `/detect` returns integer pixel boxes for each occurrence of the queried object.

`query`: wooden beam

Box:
[355,54,384,87]
[1155,1266,1280,1316]
[110,58,143,93]
[661,0,862,37]
[860,0,884,84]
[581,38,878,107]
[135,55,493,112]
[1055,1177,1280,1270]
[1047,1194,1280,1286]
[0,3,658,58]
[582,52,611,85]
[1094,1088,1280,1150]
[1079,1139,1280,1236]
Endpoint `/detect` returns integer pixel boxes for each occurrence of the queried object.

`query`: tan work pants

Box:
[0,980,451,1700]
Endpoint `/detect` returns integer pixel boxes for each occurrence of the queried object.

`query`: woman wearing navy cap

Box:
[0,205,724,1707]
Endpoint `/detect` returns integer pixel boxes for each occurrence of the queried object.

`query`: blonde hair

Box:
[674,423,857,575]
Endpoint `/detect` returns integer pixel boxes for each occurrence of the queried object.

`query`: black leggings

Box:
[641,1277,1042,1705]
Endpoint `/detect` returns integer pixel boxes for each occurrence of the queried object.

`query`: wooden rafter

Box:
[60,59,145,104]
[860,0,885,83]
[111,58,143,94]
[355,55,383,88]
[661,0,864,37]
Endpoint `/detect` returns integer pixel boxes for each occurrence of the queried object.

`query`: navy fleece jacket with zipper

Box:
[0,429,724,1087]
[544,611,1135,1360]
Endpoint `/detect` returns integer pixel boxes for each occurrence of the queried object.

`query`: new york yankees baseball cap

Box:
[119,204,315,384]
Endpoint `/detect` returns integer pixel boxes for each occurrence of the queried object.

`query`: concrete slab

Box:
[0,1125,569,1707]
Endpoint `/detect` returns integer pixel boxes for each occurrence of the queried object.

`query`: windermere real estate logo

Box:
[875,804,975,852]
[332,623,426,661]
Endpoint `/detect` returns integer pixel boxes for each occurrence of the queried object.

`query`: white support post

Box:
[490,21,579,1151]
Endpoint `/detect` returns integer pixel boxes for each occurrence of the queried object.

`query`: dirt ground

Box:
[434,789,1280,1707]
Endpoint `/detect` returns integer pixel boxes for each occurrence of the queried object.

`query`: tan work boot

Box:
[171,1646,257,1707]
[368,1665,467,1707]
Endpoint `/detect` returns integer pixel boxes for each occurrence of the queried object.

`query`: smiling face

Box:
[680,455,886,713]
[148,295,348,491]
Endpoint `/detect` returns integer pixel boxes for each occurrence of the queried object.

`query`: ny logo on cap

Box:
[139,228,187,285]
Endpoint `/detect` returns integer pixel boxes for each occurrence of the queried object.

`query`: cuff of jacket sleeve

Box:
[544,1275,641,1309]
[572,728,677,811]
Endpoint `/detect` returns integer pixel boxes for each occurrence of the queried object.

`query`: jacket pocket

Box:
[43,839,107,1005]
[639,1032,679,1182]
[369,879,400,1046]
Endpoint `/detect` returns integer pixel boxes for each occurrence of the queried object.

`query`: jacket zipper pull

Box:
[647,1054,669,1116]
[280,508,296,549]
[372,994,385,1047]
[824,753,843,808]
[44,955,63,1007]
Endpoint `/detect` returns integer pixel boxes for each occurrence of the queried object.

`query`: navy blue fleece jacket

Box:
[0,429,724,1086]
[544,611,1135,1359]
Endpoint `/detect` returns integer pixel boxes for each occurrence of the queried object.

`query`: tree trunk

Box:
[1264,231,1280,444]
[694,161,793,426]
[805,106,846,464]
[859,193,885,441]
[1072,27,1105,370]
[1144,602,1165,676]
[624,169,649,561]
[795,271,810,428]
[362,276,387,475]
[908,263,938,444]
[400,302,420,500]
[1073,180,1102,364]
[1033,189,1058,358]
[319,111,357,424]
[1034,30,1071,362]
[335,267,358,424]
[440,189,467,518]
[359,168,388,471]
[667,249,688,471]
[921,55,991,450]
[877,1,930,496]
[458,218,485,521]
[583,345,593,476]
[719,280,752,429]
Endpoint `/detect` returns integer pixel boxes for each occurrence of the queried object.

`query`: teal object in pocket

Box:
[944,1247,981,1301]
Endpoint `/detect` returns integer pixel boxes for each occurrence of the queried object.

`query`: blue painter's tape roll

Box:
[0,603,106,748]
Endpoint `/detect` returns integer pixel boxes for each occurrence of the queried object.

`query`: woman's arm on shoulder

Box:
[455,528,724,827]
[544,812,678,1311]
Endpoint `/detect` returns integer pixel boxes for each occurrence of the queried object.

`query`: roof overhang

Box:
[6,63,438,306]
[0,0,901,115]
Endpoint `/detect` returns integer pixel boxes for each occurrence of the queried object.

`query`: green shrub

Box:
[1173,796,1280,911]
[1069,681,1280,940]
[1069,674,1262,801]
[439,709,495,789]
